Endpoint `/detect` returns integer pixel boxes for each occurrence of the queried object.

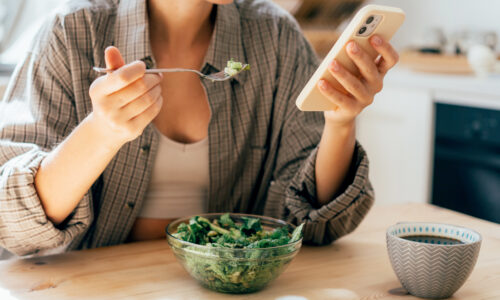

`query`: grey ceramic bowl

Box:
[386,222,481,299]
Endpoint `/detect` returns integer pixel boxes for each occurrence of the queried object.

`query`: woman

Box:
[0,0,398,256]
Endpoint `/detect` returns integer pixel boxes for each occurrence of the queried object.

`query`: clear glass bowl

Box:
[165,213,302,294]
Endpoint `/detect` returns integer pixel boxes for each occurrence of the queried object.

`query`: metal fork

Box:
[92,65,249,82]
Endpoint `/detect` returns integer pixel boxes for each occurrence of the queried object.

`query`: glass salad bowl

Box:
[165,213,303,294]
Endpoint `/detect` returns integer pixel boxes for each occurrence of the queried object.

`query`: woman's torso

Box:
[127,128,210,242]
[127,35,212,241]
[7,0,322,250]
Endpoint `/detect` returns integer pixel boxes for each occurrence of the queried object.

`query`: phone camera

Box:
[358,27,367,34]
[366,16,374,24]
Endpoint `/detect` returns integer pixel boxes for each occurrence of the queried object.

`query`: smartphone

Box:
[296,5,405,111]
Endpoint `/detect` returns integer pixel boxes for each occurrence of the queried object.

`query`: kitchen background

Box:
[0,0,498,223]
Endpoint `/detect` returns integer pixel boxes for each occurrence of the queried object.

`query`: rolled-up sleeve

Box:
[284,141,374,245]
[265,18,374,245]
[0,15,92,256]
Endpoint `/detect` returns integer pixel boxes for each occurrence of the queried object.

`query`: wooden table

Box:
[0,204,499,300]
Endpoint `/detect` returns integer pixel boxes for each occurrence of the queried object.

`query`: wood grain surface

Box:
[399,51,474,74]
[0,203,498,300]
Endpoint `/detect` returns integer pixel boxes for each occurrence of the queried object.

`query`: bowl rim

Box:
[386,221,482,247]
[165,212,303,251]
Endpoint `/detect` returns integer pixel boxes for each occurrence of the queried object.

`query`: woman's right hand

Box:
[89,46,163,146]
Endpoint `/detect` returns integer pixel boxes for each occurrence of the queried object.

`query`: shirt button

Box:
[140,145,150,154]
[126,202,135,209]
[140,56,154,69]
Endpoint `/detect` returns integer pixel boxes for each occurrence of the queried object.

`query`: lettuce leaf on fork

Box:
[224,59,250,76]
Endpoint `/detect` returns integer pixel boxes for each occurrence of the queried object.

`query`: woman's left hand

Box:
[317,35,399,126]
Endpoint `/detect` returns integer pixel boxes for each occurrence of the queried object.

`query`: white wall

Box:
[359,1,500,205]
[0,0,62,64]
[368,0,500,51]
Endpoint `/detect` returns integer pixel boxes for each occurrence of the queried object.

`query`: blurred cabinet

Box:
[356,86,434,204]
[302,28,340,58]
[273,0,363,57]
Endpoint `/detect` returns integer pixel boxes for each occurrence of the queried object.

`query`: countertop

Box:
[0,203,498,299]
[384,67,500,110]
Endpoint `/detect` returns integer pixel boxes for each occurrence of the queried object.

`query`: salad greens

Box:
[170,214,304,293]
[173,214,303,249]
[224,59,250,76]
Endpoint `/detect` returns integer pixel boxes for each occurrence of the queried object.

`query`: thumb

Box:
[104,46,125,71]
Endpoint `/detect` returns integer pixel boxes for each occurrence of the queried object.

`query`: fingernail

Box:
[372,36,382,46]
[331,60,340,72]
[318,80,327,89]
[348,41,359,54]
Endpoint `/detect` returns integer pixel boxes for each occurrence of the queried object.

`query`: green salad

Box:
[173,214,303,248]
[224,59,250,77]
[170,214,303,293]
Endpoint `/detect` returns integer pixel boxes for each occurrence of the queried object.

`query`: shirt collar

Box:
[203,4,246,74]
[114,0,247,82]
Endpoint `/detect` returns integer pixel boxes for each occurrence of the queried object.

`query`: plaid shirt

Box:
[0,0,374,256]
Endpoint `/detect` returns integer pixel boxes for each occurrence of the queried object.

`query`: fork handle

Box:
[145,68,202,75]
[93,67,203,76]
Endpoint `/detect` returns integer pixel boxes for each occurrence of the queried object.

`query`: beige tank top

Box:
[138,127,209,219]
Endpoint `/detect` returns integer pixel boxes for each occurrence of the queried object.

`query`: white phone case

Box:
[296,5,405,111]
